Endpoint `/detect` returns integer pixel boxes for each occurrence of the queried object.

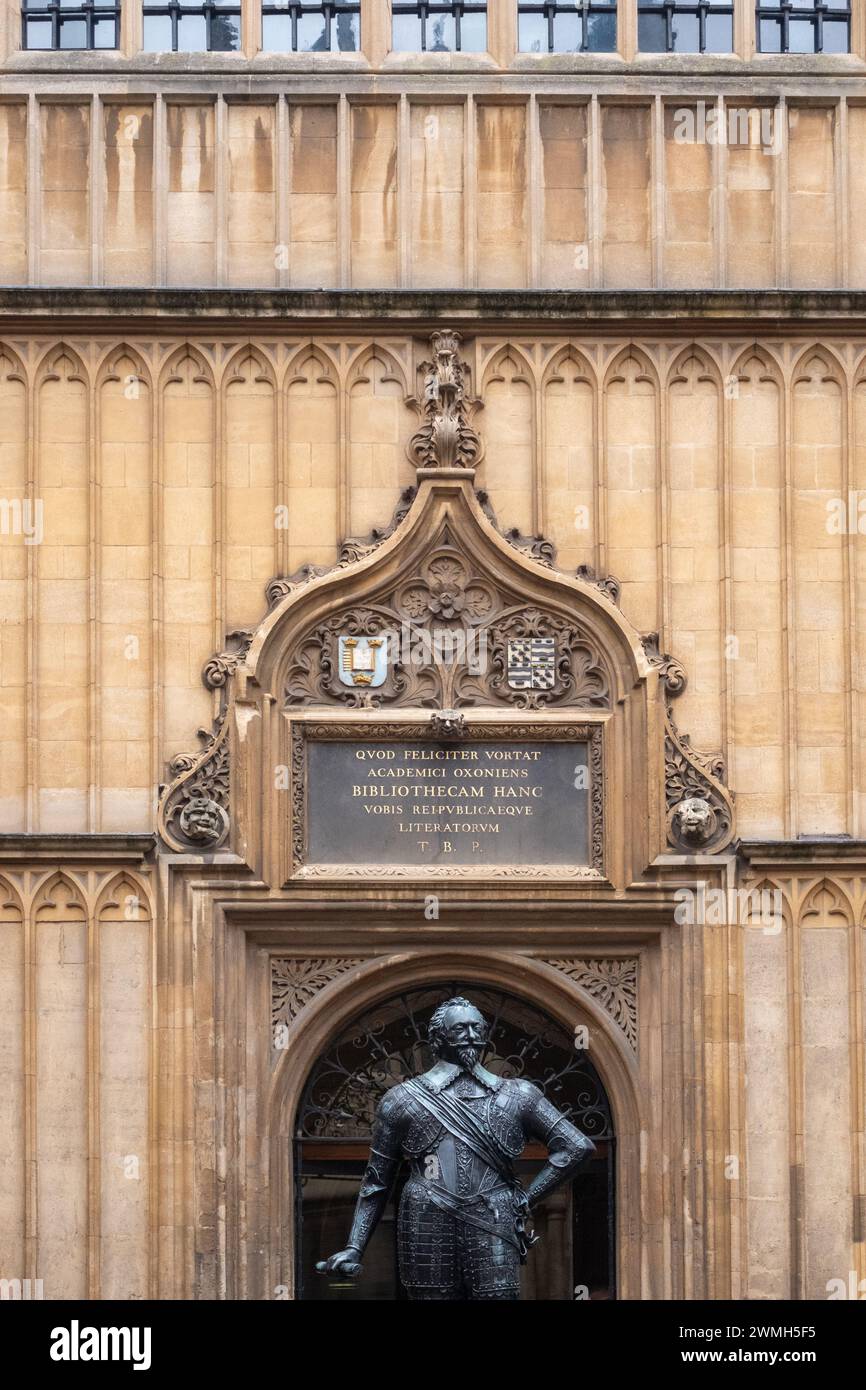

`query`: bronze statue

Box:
[316,995,594,1300]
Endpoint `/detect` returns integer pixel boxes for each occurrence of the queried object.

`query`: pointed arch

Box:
[282,344,341,575]
[602,346,661,636]
[346,343,415,541]
[221,342,277,391]
[790,342,847,391]
[32,870,88,922]
[95,871,153,924]
[221,344,278,631]
[666,345,725,754]
[35,345,91,830]
[480,343,537,537]
[267,949,645,1300]
[728,343,784,389]
[94,342,152,393]
[799,877,854,929]
[726,344,787,837]
[540,345,598,573]
[158,342,218,763]
[33,340,89,388]
[791,348,848,836]
[0,344,29,830]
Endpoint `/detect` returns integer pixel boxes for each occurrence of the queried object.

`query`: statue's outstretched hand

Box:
[315,1248,363,1278]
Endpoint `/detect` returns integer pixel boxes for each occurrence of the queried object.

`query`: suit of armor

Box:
[337,1056,594,1300]
[317,996,595,1300]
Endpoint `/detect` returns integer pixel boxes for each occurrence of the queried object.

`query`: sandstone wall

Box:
[0,94,862,291]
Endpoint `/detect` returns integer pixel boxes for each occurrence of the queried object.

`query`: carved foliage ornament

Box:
[547,958,638,1052]
[159,717,230,852]
[406,330,482,472]
[272,957,363,1039]
[284,535,612,713]
[641,633,735,855]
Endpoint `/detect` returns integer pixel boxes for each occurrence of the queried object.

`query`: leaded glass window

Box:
[142,0,241,52]
[756,0,850,54]
[638,0,734,53]
[518,1,617,54]
[22,0,119,49]
[391,2,487,54]
[261,1,360,52]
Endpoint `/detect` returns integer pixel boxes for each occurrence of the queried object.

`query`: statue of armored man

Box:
[317,996,595,1300]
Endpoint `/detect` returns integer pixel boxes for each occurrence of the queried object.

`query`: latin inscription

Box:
[305,740,590,866]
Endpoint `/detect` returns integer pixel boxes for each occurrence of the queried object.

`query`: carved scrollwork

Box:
[407,330,482,472]
[458,606,609,712]
[158,716,231,852]
[640,633,734,853]
[576,565,622,607]
[283,535,612,713]
[266,489,418,612]
[202,628,253,691]
[642,632,688,699]
[665,709,734,854]
[500,528,557,569]
[546,958,638,1051]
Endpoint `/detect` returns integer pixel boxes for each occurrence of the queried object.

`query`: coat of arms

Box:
[338,635,388,687]
[507,637,556,690]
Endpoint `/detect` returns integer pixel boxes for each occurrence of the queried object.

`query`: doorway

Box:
[293,982,616,1300]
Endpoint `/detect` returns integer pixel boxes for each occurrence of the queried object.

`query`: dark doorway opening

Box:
[294,983,616,1300]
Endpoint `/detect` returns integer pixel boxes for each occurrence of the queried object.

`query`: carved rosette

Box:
[641,633,735,854]
[407,330,483,472]
[546,958,638,1052]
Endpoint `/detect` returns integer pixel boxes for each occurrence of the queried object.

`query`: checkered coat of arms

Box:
[507,637,556,690]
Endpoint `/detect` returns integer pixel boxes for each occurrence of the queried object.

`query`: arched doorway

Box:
[293,982,616,1301]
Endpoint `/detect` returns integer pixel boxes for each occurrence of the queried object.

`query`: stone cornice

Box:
[0,833,156,862]
[2,288,866,334]
[738,838,866,866]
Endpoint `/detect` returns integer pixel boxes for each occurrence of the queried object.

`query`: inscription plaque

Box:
[304,738,592,868]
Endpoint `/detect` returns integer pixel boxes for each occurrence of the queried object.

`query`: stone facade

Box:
[0,1,864,1303]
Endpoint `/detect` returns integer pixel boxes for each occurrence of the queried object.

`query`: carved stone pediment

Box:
[157,329,735,868]
[282,524,611,713]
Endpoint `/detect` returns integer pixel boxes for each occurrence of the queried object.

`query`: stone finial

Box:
[407,330,482,473]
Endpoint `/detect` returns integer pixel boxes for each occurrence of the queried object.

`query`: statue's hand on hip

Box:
[315,1248,363,1279]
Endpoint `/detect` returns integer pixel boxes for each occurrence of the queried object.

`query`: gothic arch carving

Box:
[95,342,152,392]
[33,871,87,922]
[34,341,89,389]
[157,331,735,863]
[222,343,277,391]
[791,343,846,391]
[266,948,644,1297]
[799,877,854,928]
[729,344,784,390]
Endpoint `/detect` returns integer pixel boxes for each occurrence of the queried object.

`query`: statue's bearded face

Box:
[435,1006,487,1071]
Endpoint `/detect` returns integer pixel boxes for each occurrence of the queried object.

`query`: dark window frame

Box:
[21,0,120,50]
[517,1,618,55]
[260,1,360,53]
[141,0,242,53]
[755,1,851,54]
[391,1,488,54]
[637,1,734,54]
